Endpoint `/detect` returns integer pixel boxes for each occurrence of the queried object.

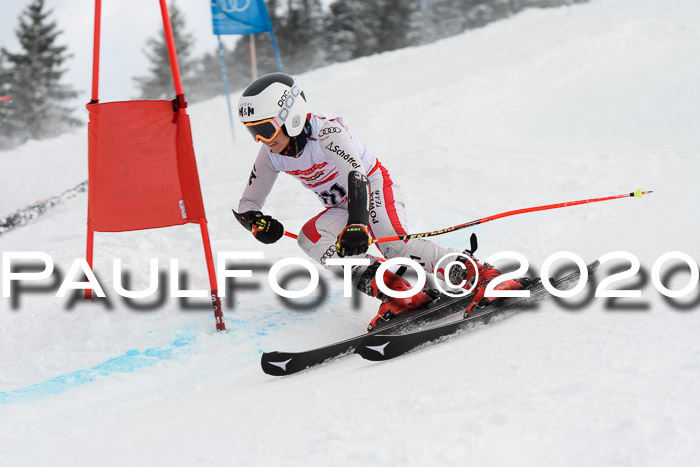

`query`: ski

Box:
[355,260,600,362]
[260,289,478,376]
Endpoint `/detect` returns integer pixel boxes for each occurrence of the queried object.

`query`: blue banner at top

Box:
[211,0,273,35]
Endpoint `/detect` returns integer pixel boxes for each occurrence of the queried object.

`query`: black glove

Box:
[336,224,372,257]
[237,210,284,244]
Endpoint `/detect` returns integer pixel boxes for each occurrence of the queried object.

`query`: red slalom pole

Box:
[374,188,653,244]
[159,0,186,113]
[90,0,101,103]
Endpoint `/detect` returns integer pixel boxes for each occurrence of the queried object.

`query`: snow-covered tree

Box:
[187,49,229,103]
[324,0,423,62]
[0,0,78,150]
[276,0,326,73]
[0,58,13,146]
[325,0,381,62]
[133,1,196,100]
[375,0,423,52]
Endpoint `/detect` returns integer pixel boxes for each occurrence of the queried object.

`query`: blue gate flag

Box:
[211,0,273,35]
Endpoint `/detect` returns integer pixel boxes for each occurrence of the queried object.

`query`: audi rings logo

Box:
[318,127,342,137]
[217,0,251,13]
[320,245,337,265]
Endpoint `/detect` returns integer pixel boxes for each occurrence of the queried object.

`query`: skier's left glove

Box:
[336,223,372,257]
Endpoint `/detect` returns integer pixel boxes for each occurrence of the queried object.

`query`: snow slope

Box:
[1,0,700,465]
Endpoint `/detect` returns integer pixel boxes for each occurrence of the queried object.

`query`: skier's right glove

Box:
[238,210,284,244]
[336,223,372,257]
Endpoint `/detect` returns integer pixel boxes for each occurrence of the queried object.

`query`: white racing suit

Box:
[238,112,460,290]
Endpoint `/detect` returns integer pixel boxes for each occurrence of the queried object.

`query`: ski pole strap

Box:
[374,188,653,244]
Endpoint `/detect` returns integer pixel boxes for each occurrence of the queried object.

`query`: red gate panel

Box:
[87,100,205,232]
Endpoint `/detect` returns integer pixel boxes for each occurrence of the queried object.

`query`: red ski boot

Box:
[366,269,434,332]
[449,254,532,317]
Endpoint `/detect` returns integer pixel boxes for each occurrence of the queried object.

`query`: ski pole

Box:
[373,188,653,244]
[282,228,393,263]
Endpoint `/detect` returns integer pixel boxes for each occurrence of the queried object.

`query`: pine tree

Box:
[325,0,380,62]
[277,0,326,74]
[0,0,78,150]
[423,0,470,41]
[187,49,228,102]
[0,57,13,144]
[375,0,423,53]
[324,0,424,62]
[133,1,196,100]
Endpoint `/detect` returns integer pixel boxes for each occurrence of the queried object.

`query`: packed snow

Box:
[1,0,699,465]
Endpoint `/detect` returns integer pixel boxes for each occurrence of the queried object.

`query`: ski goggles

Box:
[244,117,284,143]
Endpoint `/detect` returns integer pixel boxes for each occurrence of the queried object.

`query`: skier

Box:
[235,72,530,330]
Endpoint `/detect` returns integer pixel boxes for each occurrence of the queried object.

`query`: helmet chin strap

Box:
[279,119,312,158]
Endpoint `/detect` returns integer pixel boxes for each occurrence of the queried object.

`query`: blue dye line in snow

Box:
[0,335,195,405]
[0,307,328,404]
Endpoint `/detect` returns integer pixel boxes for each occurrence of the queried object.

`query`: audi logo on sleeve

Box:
[318,127,342,137]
